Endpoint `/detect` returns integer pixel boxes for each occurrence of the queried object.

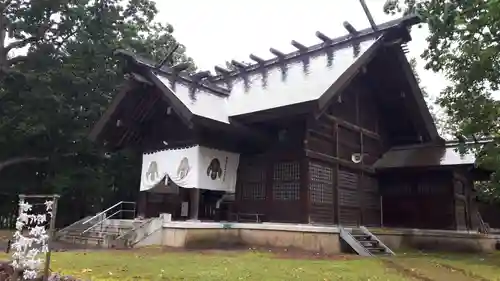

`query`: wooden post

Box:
[380,195,384,227]
[189,189,200,221]
[43,195,59,281]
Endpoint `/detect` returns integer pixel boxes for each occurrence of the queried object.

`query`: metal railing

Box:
[339,226,372,257]
[80,201,136,235]
[55,216,92,238]
[115,218,156,248]
[477,212,490,234]
[359,226,395,256]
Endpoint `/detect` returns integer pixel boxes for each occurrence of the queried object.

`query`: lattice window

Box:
[241,183,266,200]
[309,162,334,203]
[273,182,300,200]
[272,161,300,201]
[273,162,300,181]
[239,164,266,201]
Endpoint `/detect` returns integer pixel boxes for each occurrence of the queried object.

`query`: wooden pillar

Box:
[189,188,200,221]
[334,122,340,225]
[137,191,148,218]
[302,118,312,224]
[300,156,310,224]
[265,153,274,221]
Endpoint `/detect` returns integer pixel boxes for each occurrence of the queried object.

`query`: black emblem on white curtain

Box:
[207,158,222,180]
[177,157,190,180]
[146,161,159,181]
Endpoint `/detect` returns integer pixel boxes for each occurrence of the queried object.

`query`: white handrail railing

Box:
[55,216,91,237]
[82,201,135,225]
[81,210,122,235]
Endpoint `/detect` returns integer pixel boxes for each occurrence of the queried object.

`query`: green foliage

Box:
[408,57,455,139]
[0,0,195,224]
[384,0,500,201]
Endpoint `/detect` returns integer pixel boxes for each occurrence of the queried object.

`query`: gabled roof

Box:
[373,139,496,170]
[219,37,381,117]
[92,15,432,144]
[373,144,476,170]
[117,15,419,123]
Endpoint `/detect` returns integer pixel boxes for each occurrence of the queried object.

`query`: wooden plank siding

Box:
[308,161,335,224]
[234,117,308,223]
[305,77,384,226]
[453,170,478,231]
[379,170,456,230]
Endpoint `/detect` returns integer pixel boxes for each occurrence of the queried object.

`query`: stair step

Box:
[359,240,378,246]
[366,247,386,252]
[352,235,371,240]
[340,226,394,257]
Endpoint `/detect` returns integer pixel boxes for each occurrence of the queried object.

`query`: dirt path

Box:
[382,260,432,281]
[382,258,484,281]
[436,263,490,281]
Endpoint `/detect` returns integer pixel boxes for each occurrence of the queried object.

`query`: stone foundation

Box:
[133,222,498,254]
[161,222,341,254]
[371,228,497,253]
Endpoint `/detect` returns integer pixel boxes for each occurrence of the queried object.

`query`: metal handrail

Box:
[339,226,372,257]
[81,209,136,235]
[56,216,91,236]
[82,201,135,225]
[359,226,395,256]
[81,210,119,235]
[115,218,155,240]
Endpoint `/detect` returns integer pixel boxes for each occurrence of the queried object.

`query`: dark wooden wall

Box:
[234,116,308,223]
[453,170,480,231]
[379,170,456,229]
[304,75,386,226]
[137,189,189,219]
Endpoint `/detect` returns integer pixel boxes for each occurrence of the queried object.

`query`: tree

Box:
[0,0,195,225]
[408,57,454,139]
[384,0,500,201]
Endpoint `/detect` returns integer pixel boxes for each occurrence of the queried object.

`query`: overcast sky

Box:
[154,0,448,101]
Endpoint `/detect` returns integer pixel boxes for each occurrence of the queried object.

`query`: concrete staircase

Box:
[340,226,395,257]
[55,201,138,248]
[56,219,137,247]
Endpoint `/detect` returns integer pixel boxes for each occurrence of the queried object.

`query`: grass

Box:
[0,245,499,280]
[397,251,500,281]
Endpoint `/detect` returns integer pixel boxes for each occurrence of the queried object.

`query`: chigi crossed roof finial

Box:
[207,0,382,84]
[144,1,420,98]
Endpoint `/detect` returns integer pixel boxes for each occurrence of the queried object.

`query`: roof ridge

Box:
[120,15,419,97]
[207,14,419,82]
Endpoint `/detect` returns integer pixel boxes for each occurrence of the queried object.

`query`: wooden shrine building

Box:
[89,15,490,231]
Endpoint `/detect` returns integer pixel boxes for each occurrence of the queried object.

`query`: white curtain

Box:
[140,145,239,192]
[140,146,199,191]
[198,146,240,193]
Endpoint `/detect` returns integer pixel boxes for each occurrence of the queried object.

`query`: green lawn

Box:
[1,246,500,280]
